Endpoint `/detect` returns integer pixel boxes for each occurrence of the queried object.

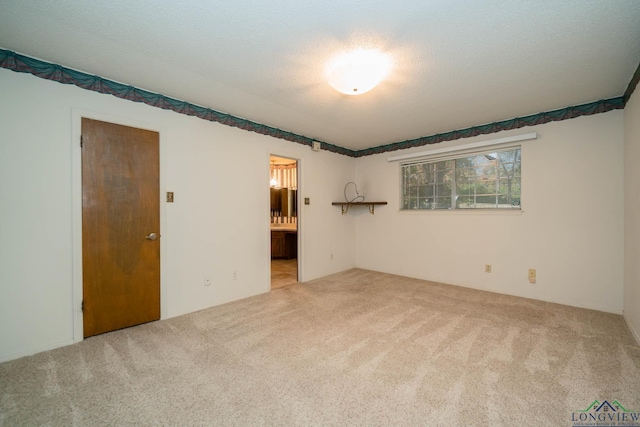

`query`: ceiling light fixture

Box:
[326,48,392,96]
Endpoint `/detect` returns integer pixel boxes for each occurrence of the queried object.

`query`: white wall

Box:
[624,88,640,344]
[0,68,356,362]
[0,63,631,362]
[354,111,624,313]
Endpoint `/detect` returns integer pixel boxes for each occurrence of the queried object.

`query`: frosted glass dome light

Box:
[326,48,392,96]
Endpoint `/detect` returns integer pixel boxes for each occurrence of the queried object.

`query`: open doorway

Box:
[269,155,298,289]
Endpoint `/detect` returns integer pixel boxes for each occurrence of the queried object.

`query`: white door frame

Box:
[268,152,304,287]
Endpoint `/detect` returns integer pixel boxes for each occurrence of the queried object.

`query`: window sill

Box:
[399,208,523,216]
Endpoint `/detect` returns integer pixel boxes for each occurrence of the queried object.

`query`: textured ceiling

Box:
[1,1,639,151]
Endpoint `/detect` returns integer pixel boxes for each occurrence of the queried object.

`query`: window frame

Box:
[400,145,522,211]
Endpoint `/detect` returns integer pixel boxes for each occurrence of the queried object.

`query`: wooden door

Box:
[82,118,160,338]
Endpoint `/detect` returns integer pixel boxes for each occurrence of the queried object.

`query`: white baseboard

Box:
[365,268,624,315]
[623,313,640,347]
[0,339,75,364]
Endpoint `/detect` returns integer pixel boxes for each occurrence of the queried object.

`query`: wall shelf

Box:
[332,202,387,215]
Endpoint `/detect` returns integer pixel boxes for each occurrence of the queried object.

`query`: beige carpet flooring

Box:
[1,269,639,426]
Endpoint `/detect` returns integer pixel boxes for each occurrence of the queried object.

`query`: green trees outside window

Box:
[401,148,521,210]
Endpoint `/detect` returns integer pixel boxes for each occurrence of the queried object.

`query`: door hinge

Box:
[81,300,84,312]
[80,135,83,147]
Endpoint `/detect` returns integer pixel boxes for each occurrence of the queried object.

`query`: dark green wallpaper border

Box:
[624,60,640,105]
[0,48,635,158]
[354,97,624,157]
[0,49,354,157]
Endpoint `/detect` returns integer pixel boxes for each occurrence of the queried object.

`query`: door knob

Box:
[145,232,158,241]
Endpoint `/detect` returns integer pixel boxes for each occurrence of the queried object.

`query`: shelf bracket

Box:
[342,204,375,215]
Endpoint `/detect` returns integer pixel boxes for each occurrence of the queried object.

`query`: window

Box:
[401,147,521,210]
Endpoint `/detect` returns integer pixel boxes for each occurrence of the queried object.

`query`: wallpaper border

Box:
[0,48,630,158]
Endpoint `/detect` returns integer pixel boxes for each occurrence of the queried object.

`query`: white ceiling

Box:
[1,1,639,152]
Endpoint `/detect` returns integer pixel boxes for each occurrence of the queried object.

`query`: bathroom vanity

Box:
[271,224,297,259]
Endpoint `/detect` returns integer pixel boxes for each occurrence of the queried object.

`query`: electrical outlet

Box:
[528,268,536,280]
[485,264,492,273]
[330,253,333,261]
[233,271,237,281]
[204,275,212,286]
